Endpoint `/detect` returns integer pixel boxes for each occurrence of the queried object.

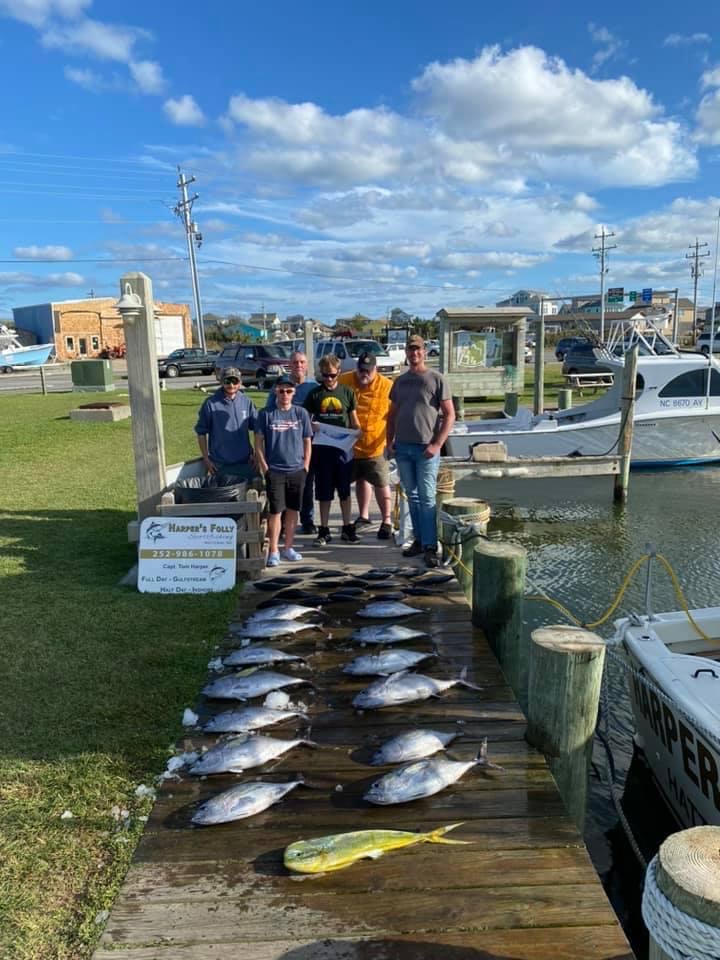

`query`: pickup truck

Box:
[158,348,218,378]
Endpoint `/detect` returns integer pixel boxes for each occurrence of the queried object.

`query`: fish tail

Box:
[423,822,471,845]
[476,737,505,771]
[300,739,319,749]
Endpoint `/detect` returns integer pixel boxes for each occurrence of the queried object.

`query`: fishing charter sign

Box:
[138,517,237,593]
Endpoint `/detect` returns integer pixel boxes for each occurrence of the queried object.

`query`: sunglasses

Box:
[321,371,338,378]
[223,377,240,385]
[276,387,294,393]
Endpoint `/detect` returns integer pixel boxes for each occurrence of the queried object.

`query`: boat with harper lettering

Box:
[0,324,54,372]
[444,323,720,467]
[614,598,720,828]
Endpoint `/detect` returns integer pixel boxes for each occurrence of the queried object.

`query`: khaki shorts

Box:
[352,455,390,487]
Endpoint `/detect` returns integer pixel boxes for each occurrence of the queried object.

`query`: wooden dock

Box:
[95,523,634,960]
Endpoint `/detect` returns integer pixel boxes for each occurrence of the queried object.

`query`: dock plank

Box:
[93,528,633,960]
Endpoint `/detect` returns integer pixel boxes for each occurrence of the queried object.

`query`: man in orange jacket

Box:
[339,351,393,539]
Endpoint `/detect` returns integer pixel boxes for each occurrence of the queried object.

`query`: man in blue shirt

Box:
[255,376,313,566]
[264,351,317,532]
[195,366,257,482]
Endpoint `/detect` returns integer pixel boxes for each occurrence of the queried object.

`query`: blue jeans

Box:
[395,442,440,548]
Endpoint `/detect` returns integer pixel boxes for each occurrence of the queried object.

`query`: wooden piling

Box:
[439,497,491,603]
[526,625,606,831]
[471,540,527,706]
[613,344,638,503]
[533,314,545,415]
[646,826,720,960]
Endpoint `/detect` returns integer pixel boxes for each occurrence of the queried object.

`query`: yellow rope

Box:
[655,553,713,642]
[442,542,474,577]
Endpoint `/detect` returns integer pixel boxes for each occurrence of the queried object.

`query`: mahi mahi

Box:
[370,728,460,765]
[284,822,468,874]
[203,705,308,733]
[352,670,480,710]
[188,734,316,775]
[364,740,500,804]
[203,670,312,701]
[192,779,304,825]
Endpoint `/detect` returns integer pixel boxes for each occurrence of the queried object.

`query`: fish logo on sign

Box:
[146,521,166,542]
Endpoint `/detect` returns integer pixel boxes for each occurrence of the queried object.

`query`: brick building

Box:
[12,297,192,361]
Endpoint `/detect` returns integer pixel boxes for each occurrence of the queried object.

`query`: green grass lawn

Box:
[0,386,264,960]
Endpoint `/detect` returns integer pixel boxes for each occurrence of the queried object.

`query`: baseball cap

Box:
[357,351,377,370]
[274,374,294,387]
[221,367,242,381]
[406,334,425,349]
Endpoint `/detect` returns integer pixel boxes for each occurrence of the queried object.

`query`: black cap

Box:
[357,351,377,370]
[275,374,294,387]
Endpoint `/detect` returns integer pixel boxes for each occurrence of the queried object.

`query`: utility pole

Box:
[174,167,206,351]
[686,238,710,341]
[592,227,616,343]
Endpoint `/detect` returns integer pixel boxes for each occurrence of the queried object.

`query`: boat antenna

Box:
[705,205,720,407]
[644,542,657,621]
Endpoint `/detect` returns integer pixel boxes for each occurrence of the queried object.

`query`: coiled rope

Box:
[641,855,720,960]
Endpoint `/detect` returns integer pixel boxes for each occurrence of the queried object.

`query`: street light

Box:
[115,283,143,324]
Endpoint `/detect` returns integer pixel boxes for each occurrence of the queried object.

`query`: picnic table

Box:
[563,371,614,395]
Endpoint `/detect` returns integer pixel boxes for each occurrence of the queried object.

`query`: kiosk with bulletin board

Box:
[436,306,532,400]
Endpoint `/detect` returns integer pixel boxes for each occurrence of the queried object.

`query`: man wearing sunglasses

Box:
[386,335,455,568]
[303,353,361,545]
[195,366,258,482]
[254,376,313,566]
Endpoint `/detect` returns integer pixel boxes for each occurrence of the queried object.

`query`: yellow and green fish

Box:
[283,822,468,874]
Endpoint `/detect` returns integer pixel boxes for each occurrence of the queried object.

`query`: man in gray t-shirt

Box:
[387,335,455,567]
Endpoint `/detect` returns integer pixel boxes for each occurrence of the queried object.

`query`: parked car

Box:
[561,345,613,377]
[426,339,440,357]
[314,339,400,377]
[157,348,218,378]
[695,332,720,356]
[213,343,291,388]
[555,336,592,361]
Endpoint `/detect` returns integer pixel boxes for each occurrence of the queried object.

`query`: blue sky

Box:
[2,0,720,324]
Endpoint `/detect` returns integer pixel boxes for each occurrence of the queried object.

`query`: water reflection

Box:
[457,466,720,960]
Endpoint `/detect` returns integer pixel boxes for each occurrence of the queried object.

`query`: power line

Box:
[686,237,710,337]
[0,257,187,264]
[0,149,177,171]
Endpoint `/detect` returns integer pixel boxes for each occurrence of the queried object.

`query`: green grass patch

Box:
[0,387,265,959]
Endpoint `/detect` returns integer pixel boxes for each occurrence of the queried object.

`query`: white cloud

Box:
[14,244,72,259]
[0,0,89,27]
[64,64,103,90]
[664,32,711,47]
[41,17,147,61]
[424,251,548,271]
[129,59,165,95]
[587,23,625,73]
[164,94,205,126]
[695,67,720,144]
[0,270,84,287]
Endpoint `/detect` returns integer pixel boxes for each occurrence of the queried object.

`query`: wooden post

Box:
[39,365,47,396]
[526,625,606,831]
[439,498,491,603]
[119,272,167,522]
[613,344,637,502]
[471,540,527,706]
[533,313,545,415]
[646,826,720,960]
[452,392,465,421]
[303,319,315,371]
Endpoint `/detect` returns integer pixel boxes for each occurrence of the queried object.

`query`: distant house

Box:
[496,290,558,316]
[12,296,191,361]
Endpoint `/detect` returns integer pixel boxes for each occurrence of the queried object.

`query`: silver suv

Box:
[696,332,720,356]
[314,339,399,377]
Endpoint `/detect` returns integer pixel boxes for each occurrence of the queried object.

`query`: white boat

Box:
[0,324,54,371]
[445,326,720,467]
[615,606,720,828]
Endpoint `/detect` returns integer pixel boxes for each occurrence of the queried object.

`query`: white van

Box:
[315,339,400,377]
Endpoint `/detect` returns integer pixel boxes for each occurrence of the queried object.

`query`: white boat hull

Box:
[446,411,720,466]
[619,611,720,828]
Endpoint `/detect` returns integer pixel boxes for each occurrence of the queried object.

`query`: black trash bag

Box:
[173,474,246,504]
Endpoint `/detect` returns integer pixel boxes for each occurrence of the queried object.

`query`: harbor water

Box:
[457,465,720,960]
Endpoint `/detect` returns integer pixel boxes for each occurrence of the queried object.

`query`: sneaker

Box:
[314,526,331,546]
[402,540,423,558]
[301,521,317,535]
[424,546,439,569]
[341,524,359,542]
[266,552,280,568]
[377,522,392,540]
[354,516,373,528]
[281,547,303,562]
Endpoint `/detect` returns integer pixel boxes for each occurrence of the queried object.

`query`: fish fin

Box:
[364,849,385,860]
[457,677,483,691]
[424,822,472,845]
[475,737,505,771]
[300,739,319,749]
